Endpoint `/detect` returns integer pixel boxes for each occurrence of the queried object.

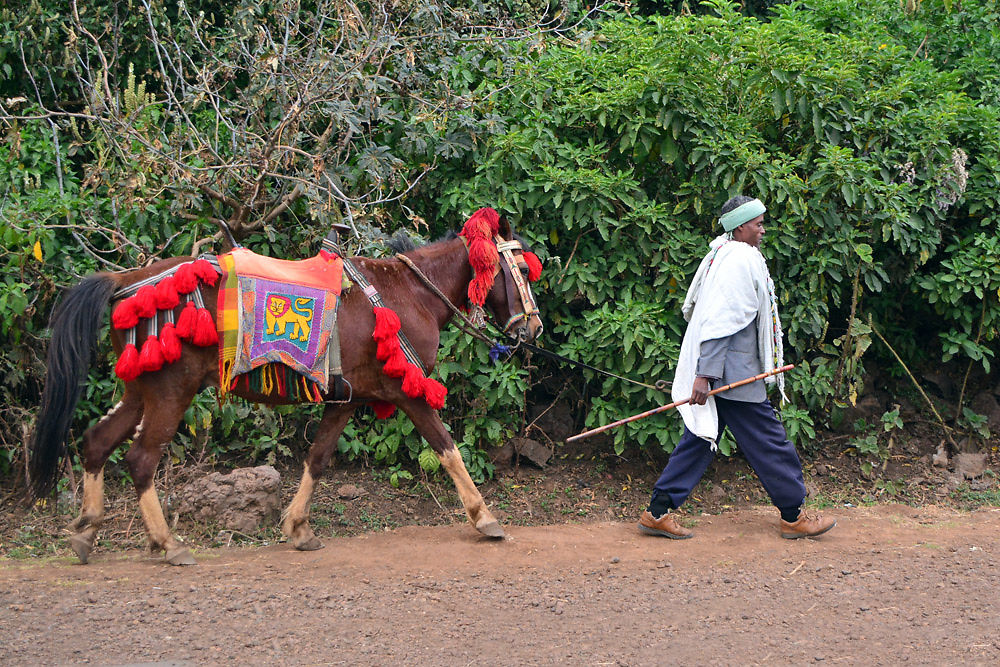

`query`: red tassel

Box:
[460,208,500,239]
[154,276,180,310]
[139,335,165,373]
[160,322,182,363]
[371,401,397,419]
[115,343,142,382]
[175,301,197,339]
[422,377,447,410]
[112,299,140,330]
[375,334,401,362]
[191,259,219,286]
[382,349,409,378]
[467,237,498,275]
[173,263,198,294]
[468,279,491,307]
[372,306,401,341]
[133,285,158,319]
[523,251,543,282]
[402,364,425,398]
[191,308,218,346]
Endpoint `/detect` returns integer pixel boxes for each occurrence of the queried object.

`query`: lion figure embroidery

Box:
[265,294,314,342]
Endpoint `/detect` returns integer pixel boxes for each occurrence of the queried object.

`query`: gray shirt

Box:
[695,319,765,402]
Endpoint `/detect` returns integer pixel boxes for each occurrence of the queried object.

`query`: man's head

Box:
[719,195,766,248]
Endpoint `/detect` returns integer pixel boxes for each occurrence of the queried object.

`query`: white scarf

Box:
[672,235,785,449]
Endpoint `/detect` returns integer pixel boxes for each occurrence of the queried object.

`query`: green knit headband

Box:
[719,199,766,232]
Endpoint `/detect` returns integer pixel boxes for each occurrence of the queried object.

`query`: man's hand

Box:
[691,376,711,405]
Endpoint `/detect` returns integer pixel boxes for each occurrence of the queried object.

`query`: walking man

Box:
[639,195,836,540]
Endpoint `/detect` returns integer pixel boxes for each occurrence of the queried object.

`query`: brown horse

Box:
[28,213,543,565]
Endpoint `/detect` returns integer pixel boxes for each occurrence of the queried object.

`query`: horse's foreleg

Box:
[437,447,505,538]
[125,396,197,566]
[282,403,356,551]
[68,394,143,564]
[399,402,504,539]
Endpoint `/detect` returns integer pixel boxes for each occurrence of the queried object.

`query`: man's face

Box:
[733,214,765,247]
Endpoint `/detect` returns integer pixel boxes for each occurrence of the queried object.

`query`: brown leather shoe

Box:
[780,511,836,539]
[638,510,693,539]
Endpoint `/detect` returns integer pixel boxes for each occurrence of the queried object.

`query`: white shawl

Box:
[672,235,785,449]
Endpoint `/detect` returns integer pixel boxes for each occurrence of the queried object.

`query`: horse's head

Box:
[460,208,543,343]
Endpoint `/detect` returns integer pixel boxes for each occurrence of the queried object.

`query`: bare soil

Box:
[3,418,1000,665]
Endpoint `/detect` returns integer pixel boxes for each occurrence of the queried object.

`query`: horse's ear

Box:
[498,216,512,239]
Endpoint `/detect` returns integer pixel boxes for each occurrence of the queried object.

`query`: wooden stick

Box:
[565,364,795,444]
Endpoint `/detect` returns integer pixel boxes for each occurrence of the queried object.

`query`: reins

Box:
[394,252,669,393]
[394,253,497,346]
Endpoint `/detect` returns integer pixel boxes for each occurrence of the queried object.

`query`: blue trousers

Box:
[651,397,806,511]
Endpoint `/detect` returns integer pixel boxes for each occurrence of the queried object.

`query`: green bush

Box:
[434,0,1000,452]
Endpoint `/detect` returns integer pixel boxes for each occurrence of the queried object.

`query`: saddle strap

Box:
[112,254,221,299]
[342,258,426,373]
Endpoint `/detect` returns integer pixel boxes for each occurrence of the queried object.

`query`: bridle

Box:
[493,235,542,339]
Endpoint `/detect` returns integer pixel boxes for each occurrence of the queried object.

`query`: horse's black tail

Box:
[28,274,117,501]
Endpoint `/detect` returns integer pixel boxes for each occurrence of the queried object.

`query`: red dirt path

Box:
[3,504,1000,665]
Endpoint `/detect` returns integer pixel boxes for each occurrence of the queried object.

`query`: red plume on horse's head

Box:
[459,208,501,307]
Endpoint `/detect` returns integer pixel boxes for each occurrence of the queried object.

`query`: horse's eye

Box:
[520,267,529,276]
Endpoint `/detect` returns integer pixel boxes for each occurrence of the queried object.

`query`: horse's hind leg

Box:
[67,391,143,564]
[398,400,504,539]
[282,403,357,551]
[125,392,198,565]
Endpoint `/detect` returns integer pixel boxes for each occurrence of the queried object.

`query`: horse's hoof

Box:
[68,534,92,564]
[165,547,197,566]
[293,535,324,551]
[476,520,505,539]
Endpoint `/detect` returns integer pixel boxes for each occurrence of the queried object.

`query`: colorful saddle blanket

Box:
[217,247,343,402]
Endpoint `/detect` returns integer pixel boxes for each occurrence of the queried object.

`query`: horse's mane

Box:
[385,228,535,254]
[387,229,420,253]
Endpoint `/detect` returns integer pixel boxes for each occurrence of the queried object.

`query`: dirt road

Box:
[3,504,999,666]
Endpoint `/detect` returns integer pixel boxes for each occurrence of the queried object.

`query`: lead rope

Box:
[393,253,669,393]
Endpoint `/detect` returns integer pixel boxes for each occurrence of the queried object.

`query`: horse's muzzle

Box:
[512,318,543,344]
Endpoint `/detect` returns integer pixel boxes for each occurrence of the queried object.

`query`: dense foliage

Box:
[437,0,1000,456]
[2,0,998,489]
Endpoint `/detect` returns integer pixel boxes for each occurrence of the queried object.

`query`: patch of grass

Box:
[357,508,398,532]
[949,483,1000,508]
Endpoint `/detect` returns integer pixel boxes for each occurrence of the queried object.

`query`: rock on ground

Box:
[174,465,281,533]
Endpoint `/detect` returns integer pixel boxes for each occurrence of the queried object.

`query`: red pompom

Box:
[372,306,401,341]
[422,377,447,410]
[382,349,409,378]
[175,301,197,339]
[191,307,218,346]
[160,322,182,363]
[154,276,180,310]
[173,263,198,294]
[139,335,165,373]
[114,343,142,382]
[523,251,543,282]
[370,401,397,419]
[401,364,425,398]
[111,298,140,330]
[133,285,159,319]
[191,259,219,286]
[375,334,401,362]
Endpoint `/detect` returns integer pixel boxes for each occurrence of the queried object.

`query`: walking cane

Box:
[565,364,795,444]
